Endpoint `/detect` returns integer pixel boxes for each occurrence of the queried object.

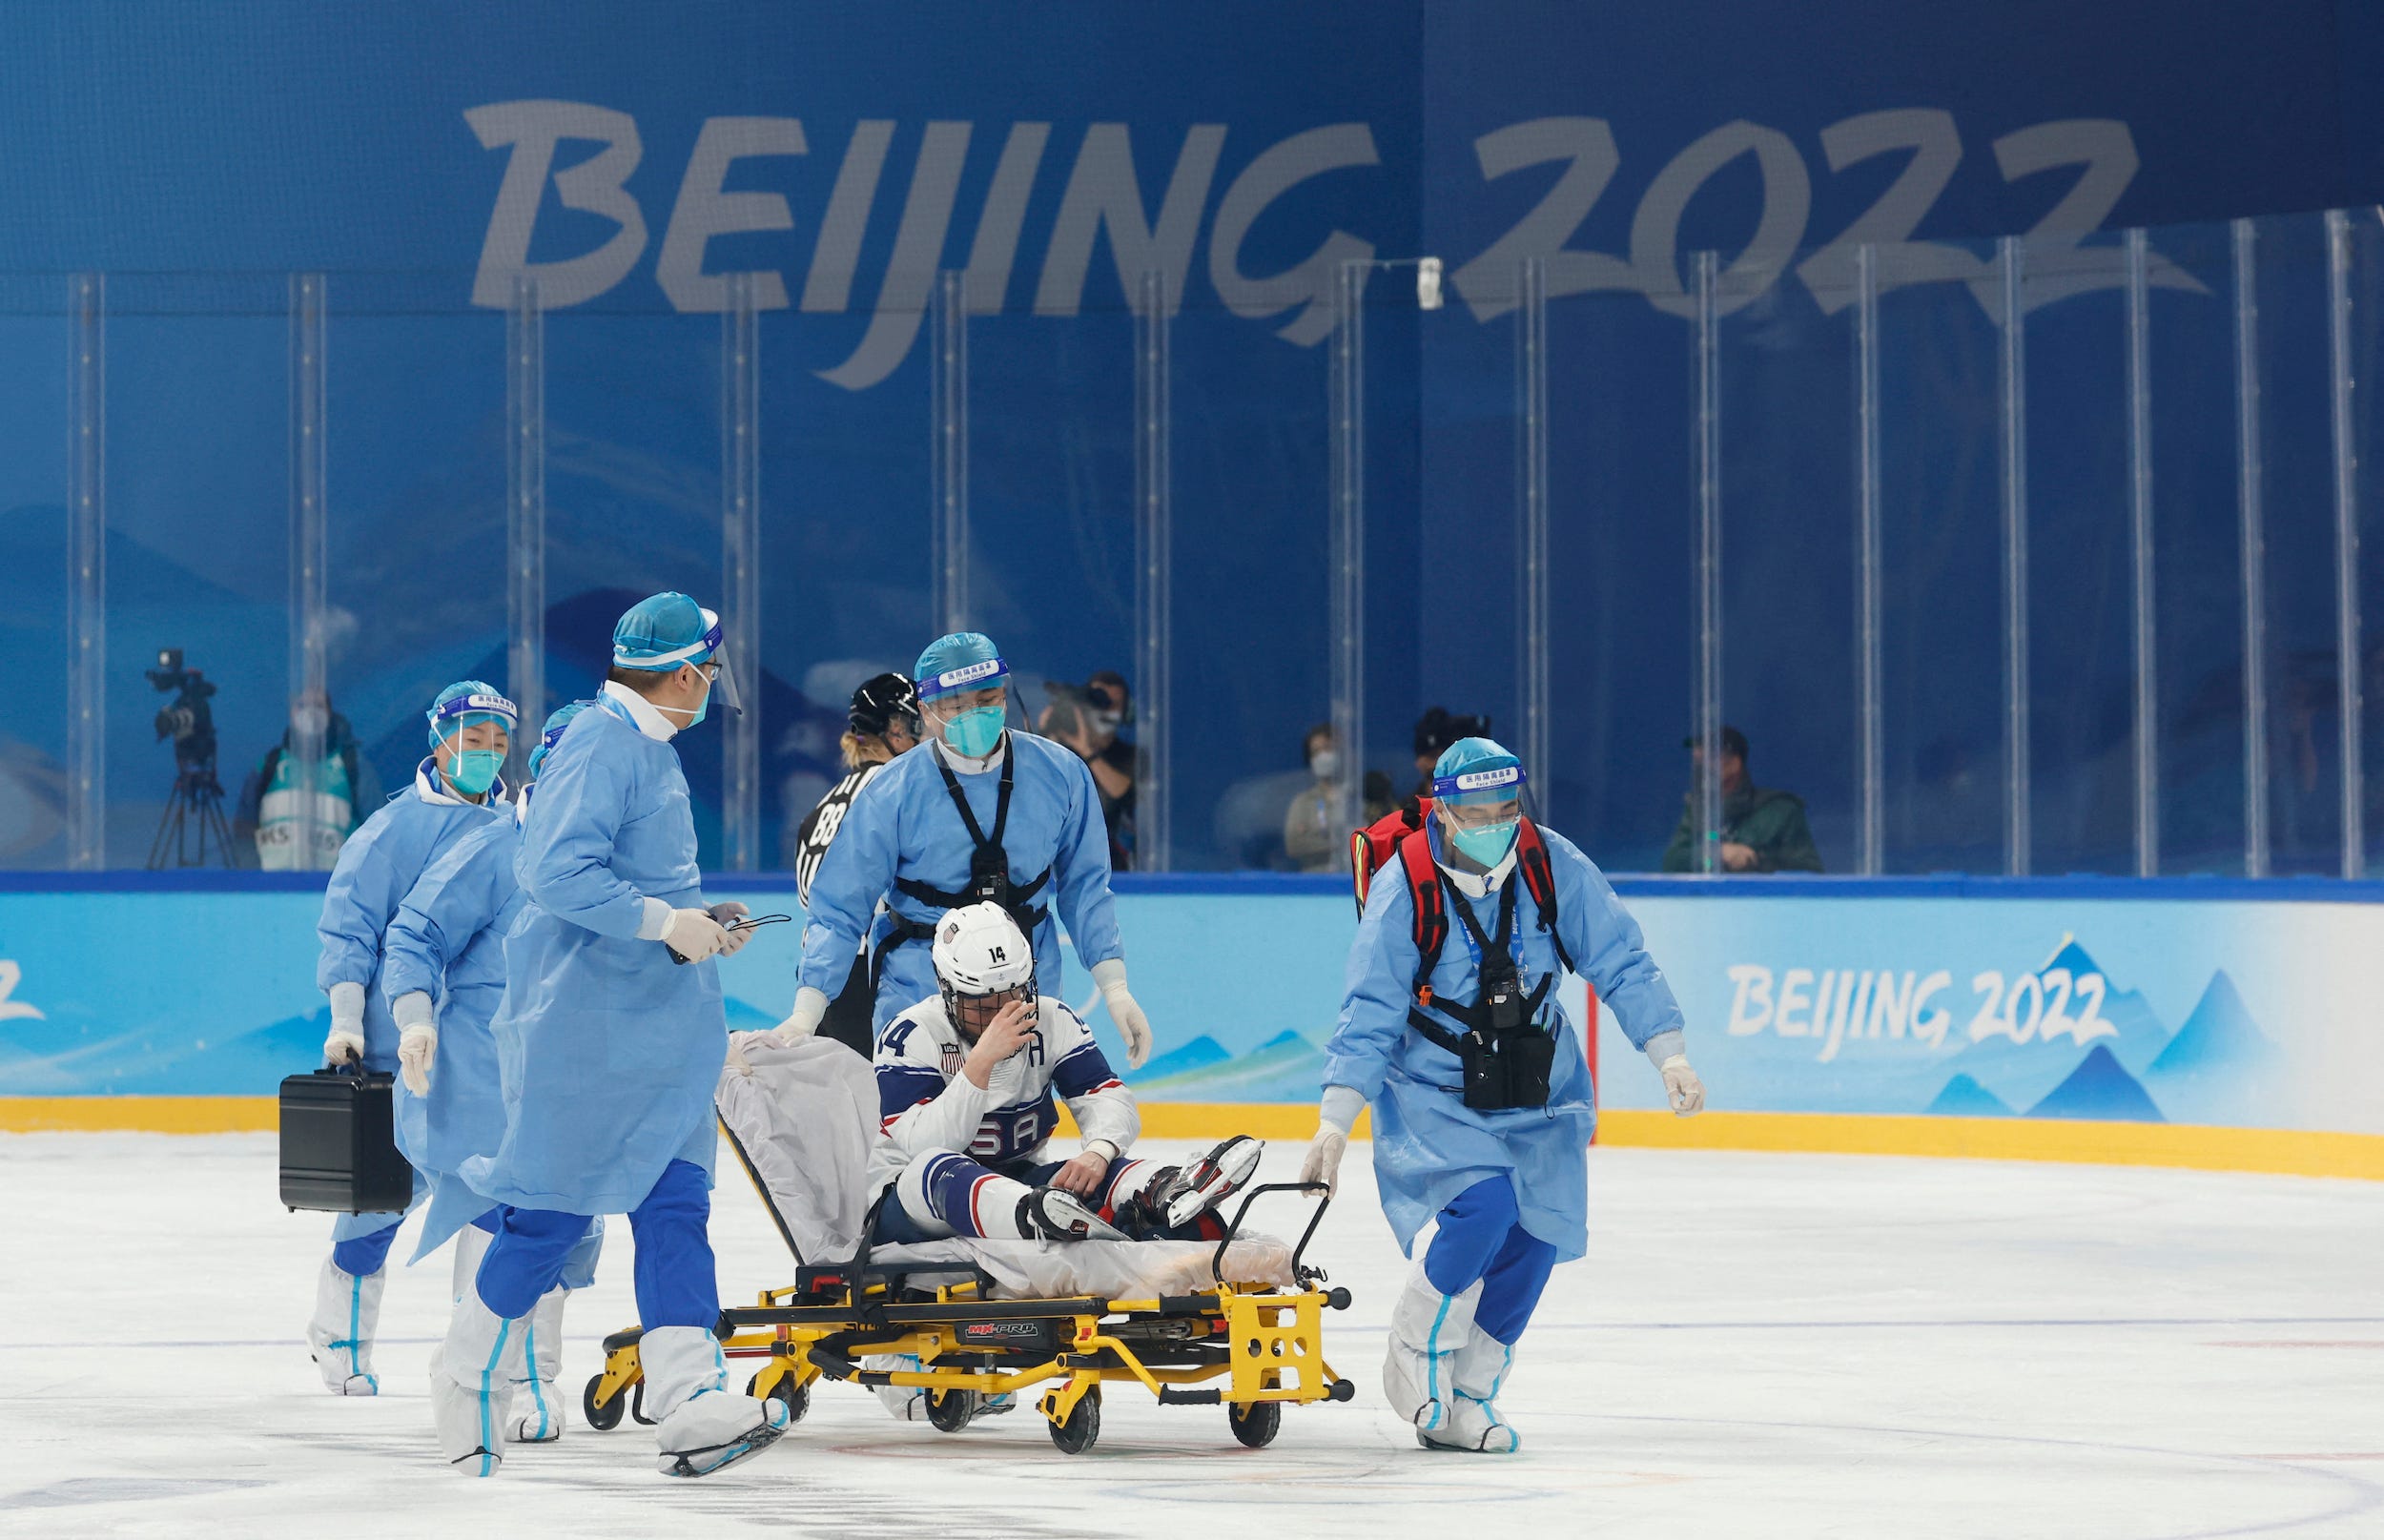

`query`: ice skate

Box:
[1017,1186,1127,1242]
[306,1256,385,1396]
[1120,1135,1265,1234]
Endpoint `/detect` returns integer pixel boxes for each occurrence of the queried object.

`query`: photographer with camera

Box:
[236,685,382,871]
[1038,671,1135,869]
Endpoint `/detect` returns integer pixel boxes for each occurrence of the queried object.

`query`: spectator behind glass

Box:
[1283,723,1344,873]
[1039,674,1136,869]
[1660,725,1823,873]
[236,687,383,871]
[1411,706,1491,800]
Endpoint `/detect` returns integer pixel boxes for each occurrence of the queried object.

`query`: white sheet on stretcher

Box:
[716,1037,1294,1300]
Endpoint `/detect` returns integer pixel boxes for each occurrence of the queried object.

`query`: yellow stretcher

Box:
[581,1183,1356,1455]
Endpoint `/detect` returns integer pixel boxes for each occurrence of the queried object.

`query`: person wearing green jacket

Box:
[1661,726,1823,873]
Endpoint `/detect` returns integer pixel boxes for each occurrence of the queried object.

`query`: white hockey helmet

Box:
[931,901,1036,1035]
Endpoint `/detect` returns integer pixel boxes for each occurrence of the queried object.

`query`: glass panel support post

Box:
[2326,209,2365,878]
[1997,236,2032,876]
[67,275,106,871]
[505,275,545,784]
[1514,258,1552,794]
[930,270,970,635]
[289,274,331,872]
[2126,229,2158,876]
[1133,270,1173,873]
[2231,219,2269,878]
[721,272,762,872]
[1693,250,1724,873]
[1328,258,1368,838]
[1853,244,1884,875]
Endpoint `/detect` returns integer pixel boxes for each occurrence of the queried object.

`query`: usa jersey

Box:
[868,993,1139,1191]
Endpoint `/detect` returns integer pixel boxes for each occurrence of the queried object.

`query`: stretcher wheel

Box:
[749,1373,810,1424]
[583,1374,625,1432]
[926,1388,979,1432]
[1228,1399,1281,1448]
[1048,1386,1100,1455]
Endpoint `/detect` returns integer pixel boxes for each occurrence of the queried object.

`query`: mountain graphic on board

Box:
[1135,1030,1327,1103]
[1935,936,2174,1114]
[2025,1044,2166,1121]
[2147,971,2273,1078]
[1924,1074,2013,1117]
[1128,1034,1233,1083]
[2036,937,2170,1076]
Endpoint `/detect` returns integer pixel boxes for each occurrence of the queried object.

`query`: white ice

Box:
[2,1134,2380,1538]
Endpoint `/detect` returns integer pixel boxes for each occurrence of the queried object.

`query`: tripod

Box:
[148,764,237,870]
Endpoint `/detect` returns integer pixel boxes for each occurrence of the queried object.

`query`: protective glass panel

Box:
[105,275,290,871]
[0,279,72,868]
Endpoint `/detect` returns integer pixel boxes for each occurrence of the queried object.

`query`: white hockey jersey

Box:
[868,993,1140,1192]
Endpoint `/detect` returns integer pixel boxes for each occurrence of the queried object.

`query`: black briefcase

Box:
[278,1066,413,1214]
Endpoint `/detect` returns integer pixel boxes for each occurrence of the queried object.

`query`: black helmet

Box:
[850,672,921,739]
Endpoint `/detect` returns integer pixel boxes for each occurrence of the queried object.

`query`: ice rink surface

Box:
[2,1133,2380,1538]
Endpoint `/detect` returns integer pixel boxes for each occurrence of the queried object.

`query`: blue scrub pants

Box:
[475,1159,714,1329]
[329,1167,427,1276]
[1423,1175,1557,1346]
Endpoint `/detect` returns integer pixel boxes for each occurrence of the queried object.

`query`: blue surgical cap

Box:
[914,631,1009,700]
[425,680,520,747]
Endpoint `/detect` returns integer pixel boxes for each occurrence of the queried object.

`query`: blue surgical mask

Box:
[447,749,503,797]
[943,704,1005,757]
[1449,817,1519,868]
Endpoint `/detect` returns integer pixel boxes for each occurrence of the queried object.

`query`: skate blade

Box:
[658,1419,789,1478]
[1166,1137,1265,1228]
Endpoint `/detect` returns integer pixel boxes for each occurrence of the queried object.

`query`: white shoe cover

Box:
[1428,1332,1521,1453]
[508,1285,571,1443]
[306,1256,386,1395]
[431,1282,525,1476]
[865,1353,927,1421]
[1381,1260,1479,1441]
[644,1325,790,1477]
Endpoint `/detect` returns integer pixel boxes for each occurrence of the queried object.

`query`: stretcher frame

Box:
[582,1181,1356,1454]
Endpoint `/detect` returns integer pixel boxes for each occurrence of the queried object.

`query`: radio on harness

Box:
[1348,797,1575,1113]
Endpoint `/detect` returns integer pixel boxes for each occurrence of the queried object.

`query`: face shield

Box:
[1433,760,1528,868]
[427,689,519,797]
[917,655,1011,757]
[625,608,742,722]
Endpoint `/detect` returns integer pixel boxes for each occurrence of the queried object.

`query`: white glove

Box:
[1089,958,1152,1069]
[661,907,730,963]
[1660,1054,1706,1116]
[767,988,829,1048]
[391,991,437,1095]
[322,981,366,1066]
[398,1025,437,1095]
[1299,1127,1348,1197]
[709,900,752,956]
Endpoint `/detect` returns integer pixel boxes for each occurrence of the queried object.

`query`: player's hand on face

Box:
[1052,1150,1110,1196]
[962,997,1038,1088]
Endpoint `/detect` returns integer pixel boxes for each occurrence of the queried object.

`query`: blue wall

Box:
[0,2,2378,873]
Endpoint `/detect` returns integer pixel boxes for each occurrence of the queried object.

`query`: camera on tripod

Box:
[144,647,236,870]
[146,647,219,776]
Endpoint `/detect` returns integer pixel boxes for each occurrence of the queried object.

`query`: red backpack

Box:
[1349,798,1574,993]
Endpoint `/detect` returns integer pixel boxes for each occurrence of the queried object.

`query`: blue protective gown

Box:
[795,733,1122,1031]
[316,759,511,1072]
[461,698,724,1217]
[1323,825,1684,1263]
[315,760,508,1256]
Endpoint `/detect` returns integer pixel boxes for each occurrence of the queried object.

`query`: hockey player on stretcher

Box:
[872,900,1262,1248]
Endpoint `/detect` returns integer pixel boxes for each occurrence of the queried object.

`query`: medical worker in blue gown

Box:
[380,701,600,1445]
[306,682,517,1396]
[433,593,784,1480]
[763,631,1153,1068]
[1298,738,1706,1453]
